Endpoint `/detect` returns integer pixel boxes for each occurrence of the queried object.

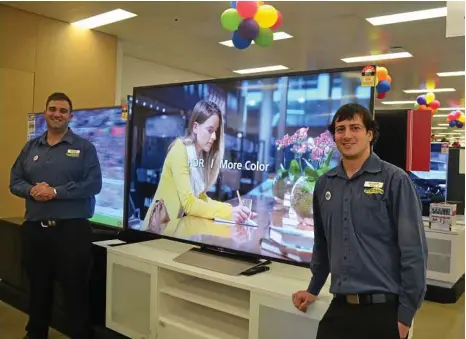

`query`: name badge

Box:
[66,149,80,157]
[364,181,383,188]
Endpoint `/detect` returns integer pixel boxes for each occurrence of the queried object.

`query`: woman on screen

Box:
[141,100,251,231]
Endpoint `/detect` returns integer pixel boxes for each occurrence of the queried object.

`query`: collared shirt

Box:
[10,128,102,221]
[307,153,427,326]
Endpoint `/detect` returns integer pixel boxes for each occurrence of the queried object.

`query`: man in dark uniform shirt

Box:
[10,92,102,339]
[292,103,427,339]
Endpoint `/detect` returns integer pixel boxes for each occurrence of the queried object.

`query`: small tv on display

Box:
[28,106,126,227]
[410,142,449,216]
[125,67,375,265]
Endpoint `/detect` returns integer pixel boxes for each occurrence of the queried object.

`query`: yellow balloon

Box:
[459,115,465,123]
[254,4,278,28]
[425,92,435,104]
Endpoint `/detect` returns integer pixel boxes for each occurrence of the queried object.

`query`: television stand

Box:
[174,246,264,276]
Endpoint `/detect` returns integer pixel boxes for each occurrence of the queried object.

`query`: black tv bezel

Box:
[123,65,376,268]
[28,104,127,230]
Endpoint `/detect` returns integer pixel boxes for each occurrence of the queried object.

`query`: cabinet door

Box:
[249,291,330,339]
[106,252,158,339]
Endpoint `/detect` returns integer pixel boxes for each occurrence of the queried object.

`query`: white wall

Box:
[119,55,212,104]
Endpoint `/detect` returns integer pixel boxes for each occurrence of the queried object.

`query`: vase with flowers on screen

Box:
[292,130,337,226]
[273,128,309,204]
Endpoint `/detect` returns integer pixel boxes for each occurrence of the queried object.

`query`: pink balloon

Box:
[429,100,440,110]
[236,1,258,18]
[454,111,462,119]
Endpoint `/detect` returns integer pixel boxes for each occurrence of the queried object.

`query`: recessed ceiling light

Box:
[341,52,412,63]
[219,31,293,47]
[71,9,137,29]
[438,107,465,111]
[437,71,466,77]
[233,65,289,75]
[403,88,456,93]
[366,7,447,26]
[381,101,417,105]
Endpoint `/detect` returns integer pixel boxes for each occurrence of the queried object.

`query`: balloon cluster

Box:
[446,110,465,128]
[220,1,283,50]
[413,92,441,115]
[375,67,392,99]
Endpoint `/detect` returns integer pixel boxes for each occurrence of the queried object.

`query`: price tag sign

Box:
[361,65,376,87]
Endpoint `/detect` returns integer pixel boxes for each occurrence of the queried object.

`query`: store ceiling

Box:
[6,1,466,138]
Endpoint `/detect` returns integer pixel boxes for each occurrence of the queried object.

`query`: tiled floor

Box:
[1,296,464,338]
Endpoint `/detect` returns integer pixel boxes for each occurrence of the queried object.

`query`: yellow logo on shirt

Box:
[66,149,80,158]
[364,187,384,195]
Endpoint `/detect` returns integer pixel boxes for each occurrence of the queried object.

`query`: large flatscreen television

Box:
[410,142,449,216]
[28,106,126,227]
[124,66,375,265]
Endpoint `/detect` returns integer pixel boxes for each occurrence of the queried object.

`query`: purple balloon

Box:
[417,95,427,105]
[456,120,463,128]
[238,18,260,40]
[450,120,457,128]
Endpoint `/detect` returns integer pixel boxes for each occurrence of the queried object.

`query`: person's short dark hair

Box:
[328,103,379,146]
[45,92,73,112]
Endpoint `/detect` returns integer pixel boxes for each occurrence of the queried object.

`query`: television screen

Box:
[410,142,449,215]
[28,107,126,227]
[125,68,374,264]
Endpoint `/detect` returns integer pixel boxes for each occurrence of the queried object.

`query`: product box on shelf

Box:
[429,203,457,231]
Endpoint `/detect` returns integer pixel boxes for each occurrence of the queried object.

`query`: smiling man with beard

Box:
[292,103,427,339]
[10,92,102,339]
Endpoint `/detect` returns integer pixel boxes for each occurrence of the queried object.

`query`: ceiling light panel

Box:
[219,31,293,47]
[233,65,289,75]
[366,7,447,26]
[341,52,412,63]
[71,9,137,29]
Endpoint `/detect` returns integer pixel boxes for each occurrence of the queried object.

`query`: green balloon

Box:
[254,28,273,47]
[414,103,420,109]
[221,9,241,32]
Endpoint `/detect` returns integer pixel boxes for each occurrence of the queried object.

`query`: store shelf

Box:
[159,294,249,339]
[158,268,250,319]
[160,278,250,319]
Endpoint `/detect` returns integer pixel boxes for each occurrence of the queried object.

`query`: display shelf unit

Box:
[104,239,333,339]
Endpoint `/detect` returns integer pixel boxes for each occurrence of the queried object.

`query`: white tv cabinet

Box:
[103,239,333,339]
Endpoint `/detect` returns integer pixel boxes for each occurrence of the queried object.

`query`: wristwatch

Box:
[53,188,57,195]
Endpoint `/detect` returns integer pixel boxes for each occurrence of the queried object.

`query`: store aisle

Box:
[0,296,464,338]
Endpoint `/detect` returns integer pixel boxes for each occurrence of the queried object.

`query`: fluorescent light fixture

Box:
[233,65,288,75]
[438,107,465,111]
[403,88,456,94]
[71,9,137,29]
[366,7,447,26]
[437,71,465,77]
[438,124,450,126]
[220,31,293,47]
[381,101,417,105]
[432,127,448,130]
[432,114,448,117]
[341,51,412,63]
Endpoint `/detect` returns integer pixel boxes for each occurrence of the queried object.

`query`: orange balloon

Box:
[377,67,388,81]
[385,75,392,84]
[257,1,264,5]
[418,105,428,111]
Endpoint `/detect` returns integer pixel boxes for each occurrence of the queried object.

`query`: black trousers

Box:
[317,298,408,339]
[22,219,93,339]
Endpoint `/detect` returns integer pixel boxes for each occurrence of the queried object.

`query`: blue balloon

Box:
[232,30,251,49]
[230,1,237,8]
[449,120,457,128]
[376,80,391,93]
[417,95,427,105]
[456,121,463,128]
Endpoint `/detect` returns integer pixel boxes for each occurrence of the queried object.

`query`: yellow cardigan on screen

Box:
[150,138,232,222]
